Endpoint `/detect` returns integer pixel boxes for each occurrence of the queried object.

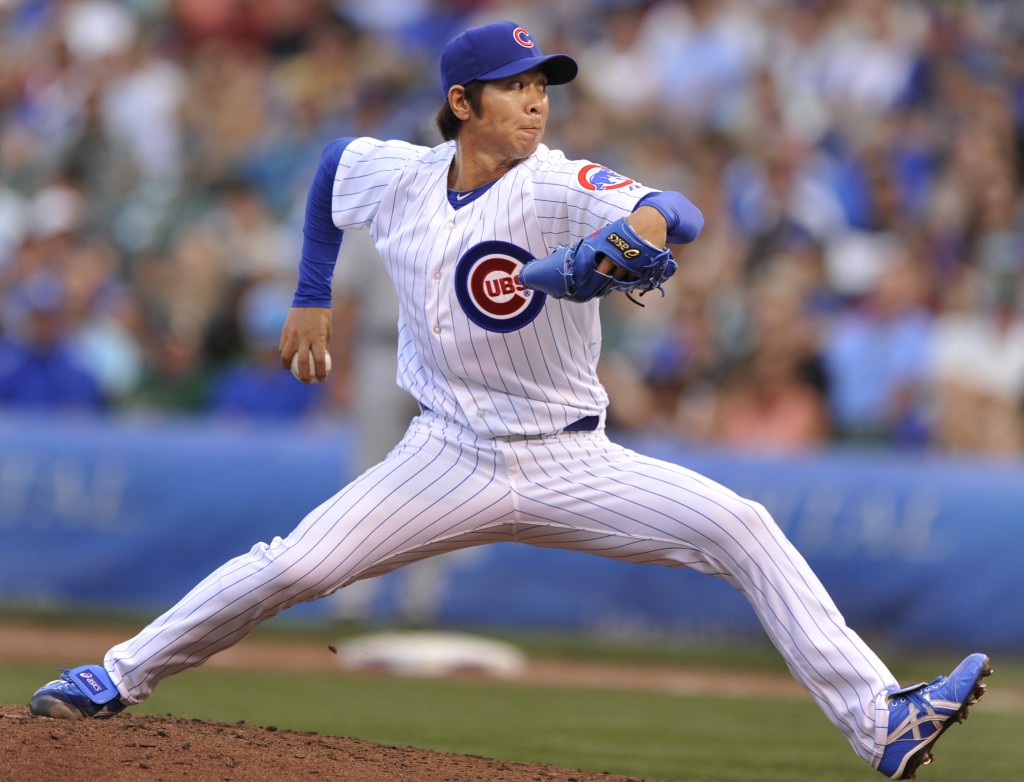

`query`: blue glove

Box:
[520,217,677,304]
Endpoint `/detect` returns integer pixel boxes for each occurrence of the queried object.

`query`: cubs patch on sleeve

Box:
[576,163,637,192]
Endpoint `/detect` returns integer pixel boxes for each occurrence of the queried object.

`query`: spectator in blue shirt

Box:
[822,240,933,445]
[205,278,325,419]
[0,271,105,412]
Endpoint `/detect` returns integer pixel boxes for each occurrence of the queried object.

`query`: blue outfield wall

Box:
[2,414,1023,652]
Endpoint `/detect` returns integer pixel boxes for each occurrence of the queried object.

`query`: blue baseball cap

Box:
[440,21,578,98]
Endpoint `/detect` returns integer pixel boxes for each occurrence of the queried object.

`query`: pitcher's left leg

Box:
[507,433,896,764]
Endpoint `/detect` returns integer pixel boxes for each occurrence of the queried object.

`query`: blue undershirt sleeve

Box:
[292,137,356,307]
[636,190,705,245]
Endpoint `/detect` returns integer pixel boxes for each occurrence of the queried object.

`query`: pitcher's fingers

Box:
[279,335,297,369]
[597,257,636,280]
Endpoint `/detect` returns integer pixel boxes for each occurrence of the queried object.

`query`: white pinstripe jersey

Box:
[330,137,658,437]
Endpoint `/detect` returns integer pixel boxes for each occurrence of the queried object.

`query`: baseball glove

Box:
[520,217,677,304]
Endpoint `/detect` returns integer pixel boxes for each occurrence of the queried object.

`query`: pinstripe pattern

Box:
[502,432,895,760]
[330,140,650,437]
[107,414,894,762]
[108,414,517,700]
[102,135,897,768]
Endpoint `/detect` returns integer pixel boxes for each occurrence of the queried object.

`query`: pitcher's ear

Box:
[448,85,471,121]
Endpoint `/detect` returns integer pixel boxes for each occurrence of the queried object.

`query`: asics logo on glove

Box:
[607,232,641,259]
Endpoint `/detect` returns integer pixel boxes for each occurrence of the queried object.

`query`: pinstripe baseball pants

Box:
[106,411,895,763]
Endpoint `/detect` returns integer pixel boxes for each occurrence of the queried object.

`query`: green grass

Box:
[3,655,1019,782]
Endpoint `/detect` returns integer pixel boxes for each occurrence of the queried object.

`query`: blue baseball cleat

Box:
[29,665,127,720]
[878,653,992,779]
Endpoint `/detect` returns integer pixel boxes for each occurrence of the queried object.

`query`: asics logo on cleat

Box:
[877,653,992,780]
[29,665,126,720]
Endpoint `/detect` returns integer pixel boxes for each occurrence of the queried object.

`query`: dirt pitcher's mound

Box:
[0,705,651,782]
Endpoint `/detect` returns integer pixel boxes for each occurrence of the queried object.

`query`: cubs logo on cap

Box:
[440,20,578,98]
[512,27,535,48]
[455,241,546,332]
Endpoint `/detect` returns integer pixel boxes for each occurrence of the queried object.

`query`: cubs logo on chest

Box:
[455,241,546,333]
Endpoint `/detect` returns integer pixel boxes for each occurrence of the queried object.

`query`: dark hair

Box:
[435,80,486,141]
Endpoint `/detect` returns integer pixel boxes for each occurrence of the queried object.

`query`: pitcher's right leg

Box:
[32,414,515,715]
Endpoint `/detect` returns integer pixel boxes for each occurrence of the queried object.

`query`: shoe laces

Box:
[893,675,945,713]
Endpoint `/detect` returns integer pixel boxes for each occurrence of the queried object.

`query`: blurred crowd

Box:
[1,0,1024,458]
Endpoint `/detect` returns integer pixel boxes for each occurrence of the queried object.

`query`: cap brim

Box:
[477,53,578,86]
